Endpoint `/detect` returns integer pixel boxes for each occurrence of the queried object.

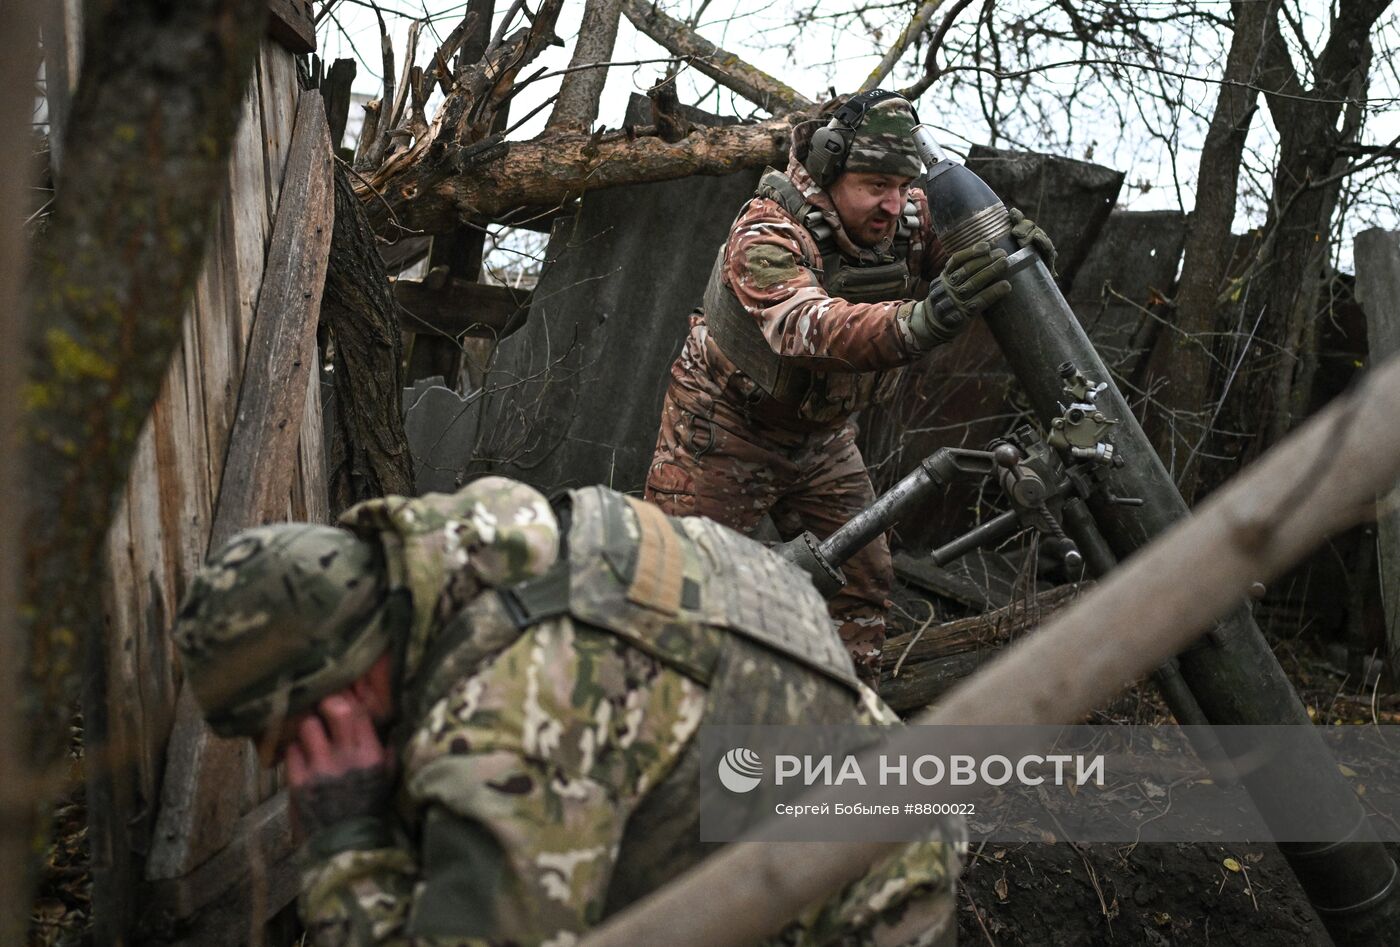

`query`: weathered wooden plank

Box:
[266,0,315,54]
[40,0,82,173]
[211,93,333,549]
[123,417,170,808]
[148,90,334,880]
[394,271,532,339]
[258,39,299,221]
[1354,228,1400,676]
[227,54,273,360]
[179,281,214,566]
[90,495,140,946]
[147,689,250,884]
[143,793,296,936]
[298,344,329,524]
[197,198,241,505]
[142,370,183,755]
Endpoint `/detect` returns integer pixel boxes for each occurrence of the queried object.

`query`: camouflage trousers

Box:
[645,392,893,683]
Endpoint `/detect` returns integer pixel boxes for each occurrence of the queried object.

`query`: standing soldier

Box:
[173,477,961,946]
[646,90,1055,684]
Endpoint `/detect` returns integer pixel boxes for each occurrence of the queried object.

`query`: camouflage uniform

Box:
[647,98,947,683]
[275,479,961,946]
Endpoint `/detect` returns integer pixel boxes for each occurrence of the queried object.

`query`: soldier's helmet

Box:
[173,523,398,739]
[843,93,921,179]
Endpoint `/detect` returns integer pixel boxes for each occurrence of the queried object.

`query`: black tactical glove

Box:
[906,242,1011,349]
[1009,207,1057,273]
[292,764,397,857]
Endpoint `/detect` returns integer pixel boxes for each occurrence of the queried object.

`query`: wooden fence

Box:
[85,6,328,943]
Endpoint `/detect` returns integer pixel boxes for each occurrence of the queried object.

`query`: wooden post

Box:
[395,271,531,339]
[401,0,498,389]
[1355,228,1400,679]
[146,91,333,891]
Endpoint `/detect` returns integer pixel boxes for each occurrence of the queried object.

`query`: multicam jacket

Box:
[669,157,948,430]
[299,480,959,946]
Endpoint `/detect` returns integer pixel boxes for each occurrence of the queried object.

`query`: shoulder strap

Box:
[755,168,838,277]
[401,592,536,727]
[754,167,809,218]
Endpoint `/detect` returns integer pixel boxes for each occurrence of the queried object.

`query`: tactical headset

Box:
[803,89,920,188]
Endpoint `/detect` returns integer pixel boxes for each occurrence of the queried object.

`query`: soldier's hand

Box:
[1008,207,1057,273]
[286,693,395,839]
[905,242,1010,349]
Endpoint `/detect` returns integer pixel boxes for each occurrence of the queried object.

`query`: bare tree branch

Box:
[548,0,624,130]
[898,0,977,100]
[1147,0,1281,501]
[621,0,815,114]
[858,0,948,93]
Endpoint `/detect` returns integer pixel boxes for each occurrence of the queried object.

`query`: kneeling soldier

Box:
[174,476,961,946]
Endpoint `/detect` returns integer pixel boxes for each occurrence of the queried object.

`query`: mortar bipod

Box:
[775,362,1135,595]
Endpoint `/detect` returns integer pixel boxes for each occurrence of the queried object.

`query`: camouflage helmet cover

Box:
[173,523,396,738]
[842,93,921,178]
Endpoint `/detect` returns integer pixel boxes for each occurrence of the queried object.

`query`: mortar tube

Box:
[916,130,1400,941]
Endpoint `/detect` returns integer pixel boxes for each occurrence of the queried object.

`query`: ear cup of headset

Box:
[806,123,850,187]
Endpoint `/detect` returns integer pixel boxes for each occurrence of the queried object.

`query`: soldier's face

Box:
[829,171,913,247]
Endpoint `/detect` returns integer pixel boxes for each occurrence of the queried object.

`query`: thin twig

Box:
[892,600,938,679]
[858,0,948,93]
[337,155,423,242]
[487,0,527,55]
[961,885,998,947]
[501,92,558,137]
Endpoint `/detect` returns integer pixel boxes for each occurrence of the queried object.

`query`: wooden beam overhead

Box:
[394,269,531,340]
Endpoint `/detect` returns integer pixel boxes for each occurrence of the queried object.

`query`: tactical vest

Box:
[703,167,920,423]
[403,486,871,917]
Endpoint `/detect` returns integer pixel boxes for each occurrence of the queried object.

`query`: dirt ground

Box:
[956,836,1326,945]
[882,594,1400,947]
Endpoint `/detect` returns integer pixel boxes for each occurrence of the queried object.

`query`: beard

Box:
[851,214,895,248]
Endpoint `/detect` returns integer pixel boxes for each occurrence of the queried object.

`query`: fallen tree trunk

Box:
[620,0,814,114]
[360,117,793,236]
